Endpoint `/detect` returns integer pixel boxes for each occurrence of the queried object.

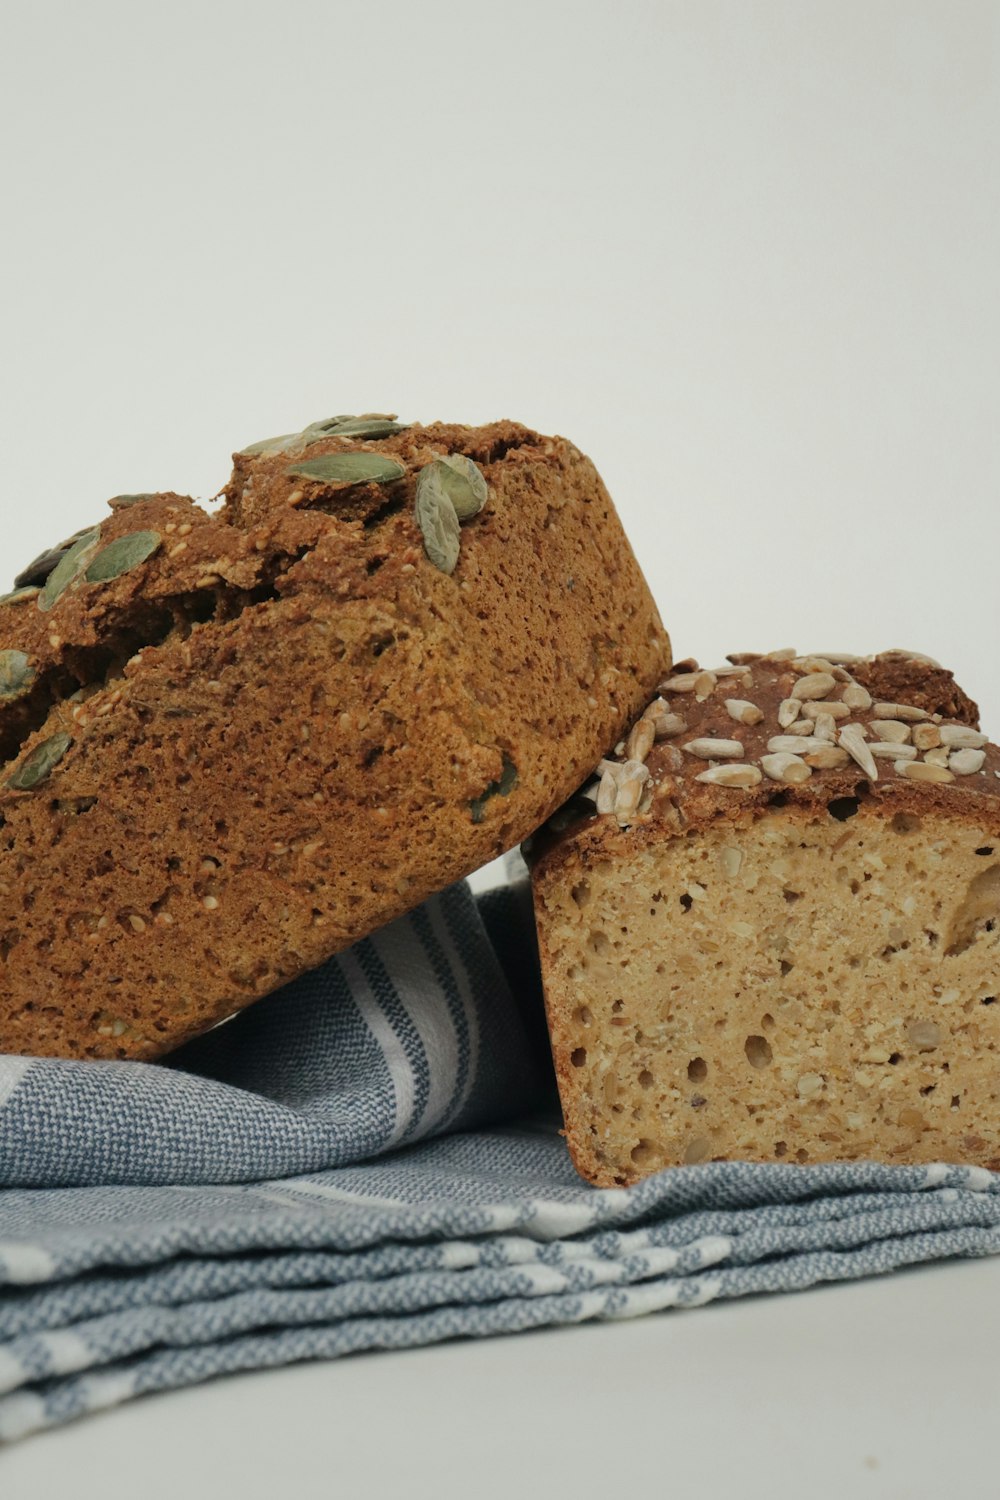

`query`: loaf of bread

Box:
[0,415,669,1059]
[528,650,1000,1186]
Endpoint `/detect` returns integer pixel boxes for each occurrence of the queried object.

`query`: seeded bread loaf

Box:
[0,416,669,1059]
[528,649,1000,1186]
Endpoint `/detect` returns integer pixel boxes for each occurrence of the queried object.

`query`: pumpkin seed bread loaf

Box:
[528,649,1000,1186]
[0,415,669,1060]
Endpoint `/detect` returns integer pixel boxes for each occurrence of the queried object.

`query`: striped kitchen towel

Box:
[2,872,1000,1441]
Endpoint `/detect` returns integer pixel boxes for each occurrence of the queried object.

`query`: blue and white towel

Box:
[1,873,999,1442]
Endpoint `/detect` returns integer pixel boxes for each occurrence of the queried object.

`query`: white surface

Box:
[1,0,999,1486]
[3,1255,998,1499]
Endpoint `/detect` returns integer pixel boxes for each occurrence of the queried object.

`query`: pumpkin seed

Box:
[0,649,35,701]
[85,530,162,583]
[14,526,99,589]
[39,529,102,613]
[108,493,156,510]
[8,732,73,791]
[320,418,406,440]
[238,432,300,457]
[287,453,406,487]
[0,586,41,607]
[428,454,488,521]
[470,756,519,824]
[242,413,407,455]
[415,465,461,573]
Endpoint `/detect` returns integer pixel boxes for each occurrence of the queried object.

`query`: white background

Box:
[2,1,999,1493]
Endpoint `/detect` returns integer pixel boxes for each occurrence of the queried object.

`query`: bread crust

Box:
[0,420,668,1058]
[531,652,997,873]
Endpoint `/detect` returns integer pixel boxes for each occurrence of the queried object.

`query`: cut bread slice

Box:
[528,650,1000,1186]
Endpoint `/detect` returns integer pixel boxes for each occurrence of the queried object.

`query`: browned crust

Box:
[530,652,998,878]
[0,420,669,1059]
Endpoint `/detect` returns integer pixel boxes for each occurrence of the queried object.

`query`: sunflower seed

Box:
[85,530,162,583]
[694,764,763,788]
[659,672,716,693]
[596,767,618,814]
[938,725,988,749]
[725,699,764,725]
[912,723,942,751]
[641,699,687,739]
[7,732,73,791]
[896,760,954,784]
[922,747,952,768]
[783,720,817,737]
[0,649,35,701]
[803,746,850,769]
[800,700,851,720]
[762,648,797,663]
[839,723,878,780]
[869,741,917,759]
[683,737,745,759]
[792,657,836,674]
[287,453,406,487]
[869,720,910,744]
[0,586,41,607]
[793,672,837,700]
[761,752,812,784]
[767,735,829,755]
[778,698,802,728]
[883,649,942,667]
[950,749,986,775]
[626,717,656,763]
[415,465,461,574]
[423,454,489,522]
[811,713,838,742]
[842,682,873,711]
[613,762,651,826]
[38,529,102,612]
[873,702,930,722]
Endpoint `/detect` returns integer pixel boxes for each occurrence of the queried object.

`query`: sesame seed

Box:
[202,895,220,910]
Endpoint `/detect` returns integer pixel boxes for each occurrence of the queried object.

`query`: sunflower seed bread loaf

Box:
[528,649,1000,1186]
[0,415,669,1060]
